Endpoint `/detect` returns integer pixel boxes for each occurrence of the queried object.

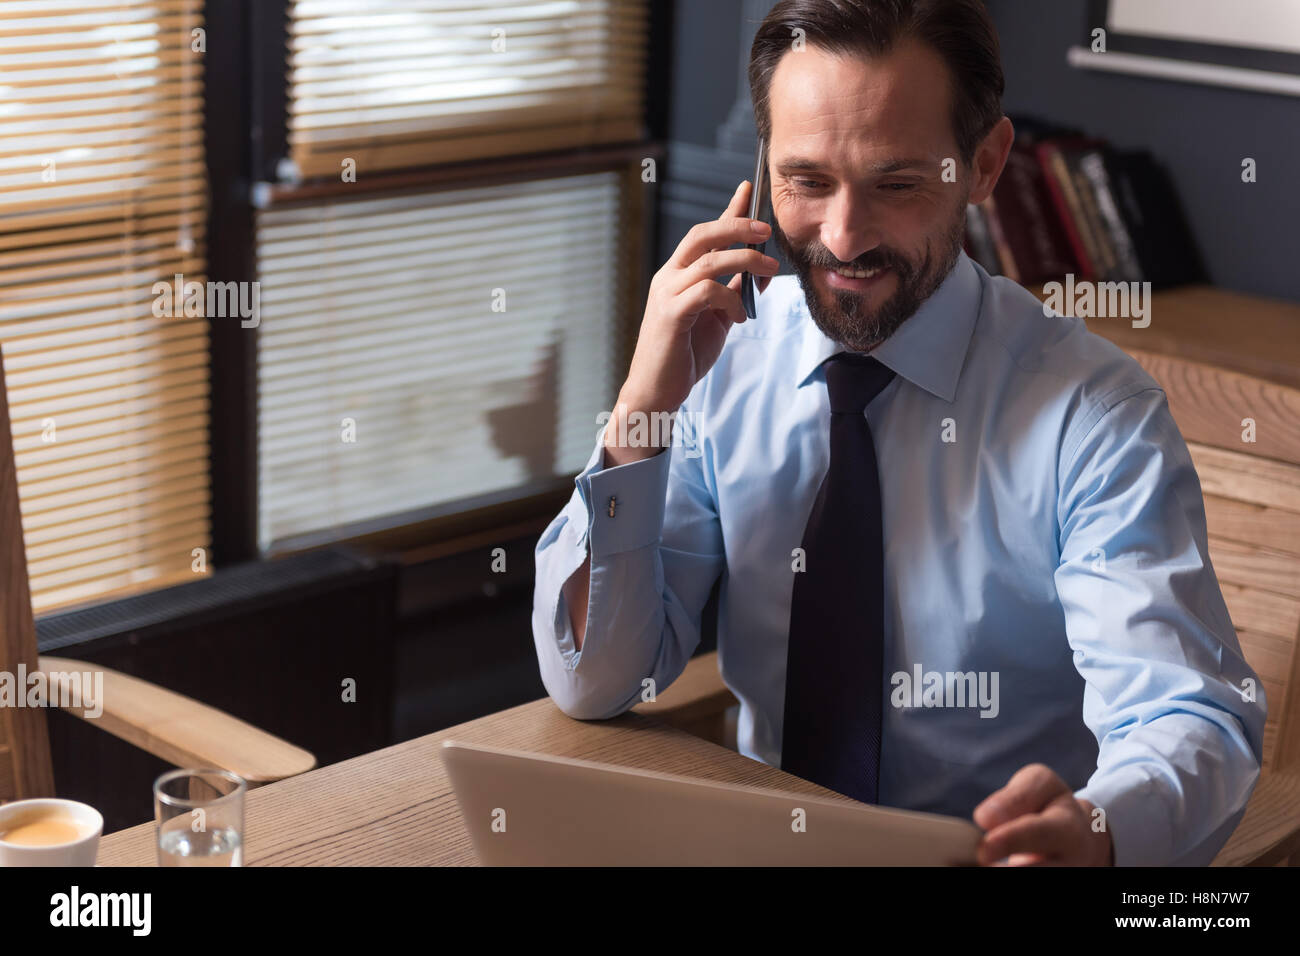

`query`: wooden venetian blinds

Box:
[0,0,210,612]
[285,0,649,179]
[255,171,632,549]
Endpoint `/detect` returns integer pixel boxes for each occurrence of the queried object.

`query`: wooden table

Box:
[95,697,853,866]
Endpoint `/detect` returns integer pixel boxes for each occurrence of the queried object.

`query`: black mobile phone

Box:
[740,137,770,321]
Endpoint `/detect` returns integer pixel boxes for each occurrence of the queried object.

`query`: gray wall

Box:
[657,0,1300,302]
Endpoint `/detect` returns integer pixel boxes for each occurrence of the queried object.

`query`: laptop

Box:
[441,739,981,865]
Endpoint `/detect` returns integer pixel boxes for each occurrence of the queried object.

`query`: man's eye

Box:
[794,179,826,191]
[882,182,916,191]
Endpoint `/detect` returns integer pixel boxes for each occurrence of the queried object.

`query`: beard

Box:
[771,199,967,353]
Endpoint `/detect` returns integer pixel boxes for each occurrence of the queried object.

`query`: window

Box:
[0,0,655,604]
[255,171,631,548]
[283,0,648,178]
[253,0,651,552]
[0,0,210,612]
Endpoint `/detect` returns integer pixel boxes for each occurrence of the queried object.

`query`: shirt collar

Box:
[793,250,982,403]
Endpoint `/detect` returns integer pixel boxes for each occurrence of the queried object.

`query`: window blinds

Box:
[0,0,209,612]
[285,0,649,179]
[255,171,629,549]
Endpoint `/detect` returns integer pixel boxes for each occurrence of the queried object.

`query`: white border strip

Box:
[1067,46,1300,97]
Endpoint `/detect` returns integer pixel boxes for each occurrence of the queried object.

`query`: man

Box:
[531,0,1264,866]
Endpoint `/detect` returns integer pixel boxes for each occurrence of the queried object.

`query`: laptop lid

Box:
[441,739,981,865]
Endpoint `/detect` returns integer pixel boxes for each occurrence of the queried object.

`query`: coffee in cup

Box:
[0,799,102,866]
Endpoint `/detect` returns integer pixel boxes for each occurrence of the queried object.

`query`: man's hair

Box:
[748,0,1005,164]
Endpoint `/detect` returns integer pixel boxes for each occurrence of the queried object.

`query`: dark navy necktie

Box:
[781,352,896,804]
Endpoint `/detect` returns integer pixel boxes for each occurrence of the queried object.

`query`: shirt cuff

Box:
[576,442,673,559]
[1075,769,1173,867]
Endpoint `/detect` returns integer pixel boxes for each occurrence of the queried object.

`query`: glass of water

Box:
[153,768,246,867]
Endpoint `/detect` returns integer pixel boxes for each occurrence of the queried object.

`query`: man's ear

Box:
[967,116,1015,205]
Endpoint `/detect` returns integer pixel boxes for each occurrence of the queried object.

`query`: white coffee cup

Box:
[0,798,103,866]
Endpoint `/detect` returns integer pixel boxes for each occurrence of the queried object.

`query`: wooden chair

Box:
[0,344,316,805]
[1125,347,1300,865]
[635,348,1300,866]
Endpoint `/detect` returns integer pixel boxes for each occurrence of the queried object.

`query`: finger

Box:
[665,179,749,266]
[711,307,737,338]
[681,277,744,326]
[722,178,751,221]
[674,248,779,294]
[977,810,1073,865]
[671,216,772,269]
[972,764,1068,830]
[724,271,747,323]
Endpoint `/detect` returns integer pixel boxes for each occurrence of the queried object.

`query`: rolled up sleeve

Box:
[1054,386,1267,866]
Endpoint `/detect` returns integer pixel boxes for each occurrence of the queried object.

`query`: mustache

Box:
[804,247,908,274]
[770,217,915,279]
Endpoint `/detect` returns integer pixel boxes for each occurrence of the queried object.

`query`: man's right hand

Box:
[604,179,780,467]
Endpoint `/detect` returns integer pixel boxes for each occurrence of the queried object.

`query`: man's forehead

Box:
[768,39,954,160]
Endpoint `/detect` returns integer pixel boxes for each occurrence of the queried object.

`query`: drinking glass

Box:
[153,768,246,867]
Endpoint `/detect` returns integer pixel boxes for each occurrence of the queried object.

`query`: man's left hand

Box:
[972,763,1114,866]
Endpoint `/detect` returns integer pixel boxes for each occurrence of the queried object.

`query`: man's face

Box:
[767,39,970,352]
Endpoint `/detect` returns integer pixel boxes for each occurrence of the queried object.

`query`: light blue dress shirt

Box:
[531,251,1266,866]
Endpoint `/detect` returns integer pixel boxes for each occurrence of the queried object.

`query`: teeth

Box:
[833,266,881,279]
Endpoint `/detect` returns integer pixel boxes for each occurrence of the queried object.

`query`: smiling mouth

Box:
[822,264,892,290]
[831,265,884,279]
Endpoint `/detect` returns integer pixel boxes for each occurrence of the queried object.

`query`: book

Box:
[1079,146,1144,282]
[1058,141,1125,280]
[1036,138,1107,280]
[999,116,1205,291]
[1102,149,1207,288]
[990,140,1079,283]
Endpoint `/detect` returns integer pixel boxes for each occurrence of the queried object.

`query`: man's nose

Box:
[820,188,881,265]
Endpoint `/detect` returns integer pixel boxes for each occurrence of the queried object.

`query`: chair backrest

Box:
[0,342,56,800]
[1124,346,1300,775]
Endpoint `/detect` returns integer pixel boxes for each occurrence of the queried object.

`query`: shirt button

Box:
[608,495,617,518]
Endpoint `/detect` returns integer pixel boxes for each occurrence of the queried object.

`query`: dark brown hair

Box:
[748,0,1004,164]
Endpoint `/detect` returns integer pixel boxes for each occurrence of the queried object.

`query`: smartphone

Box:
[740,137,771,321]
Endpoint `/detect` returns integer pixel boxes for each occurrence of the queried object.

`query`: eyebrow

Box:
[776,156,931,175]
